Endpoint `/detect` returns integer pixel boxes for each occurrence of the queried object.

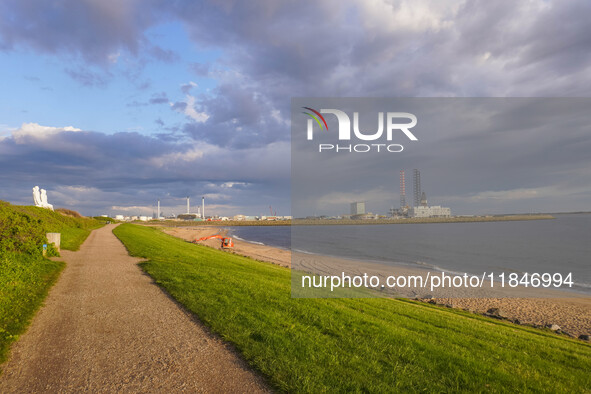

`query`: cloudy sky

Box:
[292,98,591,216]
[1,0,590,216]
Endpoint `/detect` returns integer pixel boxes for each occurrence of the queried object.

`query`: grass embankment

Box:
[11,205,104,250]
[114,224,590,392]
[0,201,103,366]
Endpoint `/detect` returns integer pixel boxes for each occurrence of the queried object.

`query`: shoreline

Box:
[227,226,591,298]
[157,225,591,339]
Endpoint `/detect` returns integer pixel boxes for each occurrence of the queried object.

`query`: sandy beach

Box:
[160,225,591,339]
[162,225,292,268]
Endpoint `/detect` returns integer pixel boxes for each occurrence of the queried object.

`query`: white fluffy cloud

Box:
[12,122,81,143]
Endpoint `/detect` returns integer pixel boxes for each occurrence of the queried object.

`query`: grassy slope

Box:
[0,253,63,366]
[114,224,591,392]
[10,205,103,250]
[0,201,103,366]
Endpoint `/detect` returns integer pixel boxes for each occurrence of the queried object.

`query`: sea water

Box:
[227,214,591,295]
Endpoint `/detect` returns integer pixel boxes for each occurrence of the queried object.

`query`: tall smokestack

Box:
[413,169,421,208]
[157,199,160,219]
[202,196,205,219]
[187,196,190,214]
[400,170,406,208]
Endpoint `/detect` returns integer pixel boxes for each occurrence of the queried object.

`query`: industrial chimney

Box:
[413,169,421,207]
[400,170,406,209]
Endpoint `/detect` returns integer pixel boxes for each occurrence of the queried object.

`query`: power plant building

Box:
[399,169,452,218]
[413,205,451,218]
[411,191,451,217]
[350,202,366,215]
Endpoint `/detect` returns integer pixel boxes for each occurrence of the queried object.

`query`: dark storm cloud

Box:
[291,98,591,216]
[162,0,591,153]
[3,1,591,135]
[2,1,590,96]
[0,126,289,216]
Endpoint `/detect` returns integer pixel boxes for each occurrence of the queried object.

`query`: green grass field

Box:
[0,201,103,367]
[8,204,104,251]
[114,224,591,392]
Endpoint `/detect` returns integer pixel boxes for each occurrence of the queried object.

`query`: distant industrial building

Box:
[177,213,199,220]
[413,169,421,208]
[400,170,407,209]
[413,205,451,218]
[233,214,259,221]
[395,169,452,218]
[392,170,411,217]
[176,195,203,220]
[412,190,451,217]
[350,202,366,215]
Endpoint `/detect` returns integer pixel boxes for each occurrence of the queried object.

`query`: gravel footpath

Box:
[0,224,269,392]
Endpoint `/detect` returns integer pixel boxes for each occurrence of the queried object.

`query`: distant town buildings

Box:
[233,215,259,221]
[104,212,291,222]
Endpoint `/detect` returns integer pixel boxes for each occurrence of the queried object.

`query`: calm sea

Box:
[227,214,591,294]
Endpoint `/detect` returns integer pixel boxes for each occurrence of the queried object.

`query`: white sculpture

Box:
[32,186,42,206]
[32,186,54,210]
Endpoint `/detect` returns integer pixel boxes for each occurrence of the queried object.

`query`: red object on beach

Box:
[195,235,234,248]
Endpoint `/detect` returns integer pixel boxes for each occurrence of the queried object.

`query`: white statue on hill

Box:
[32,186,42,206]
[32,186,54,210]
